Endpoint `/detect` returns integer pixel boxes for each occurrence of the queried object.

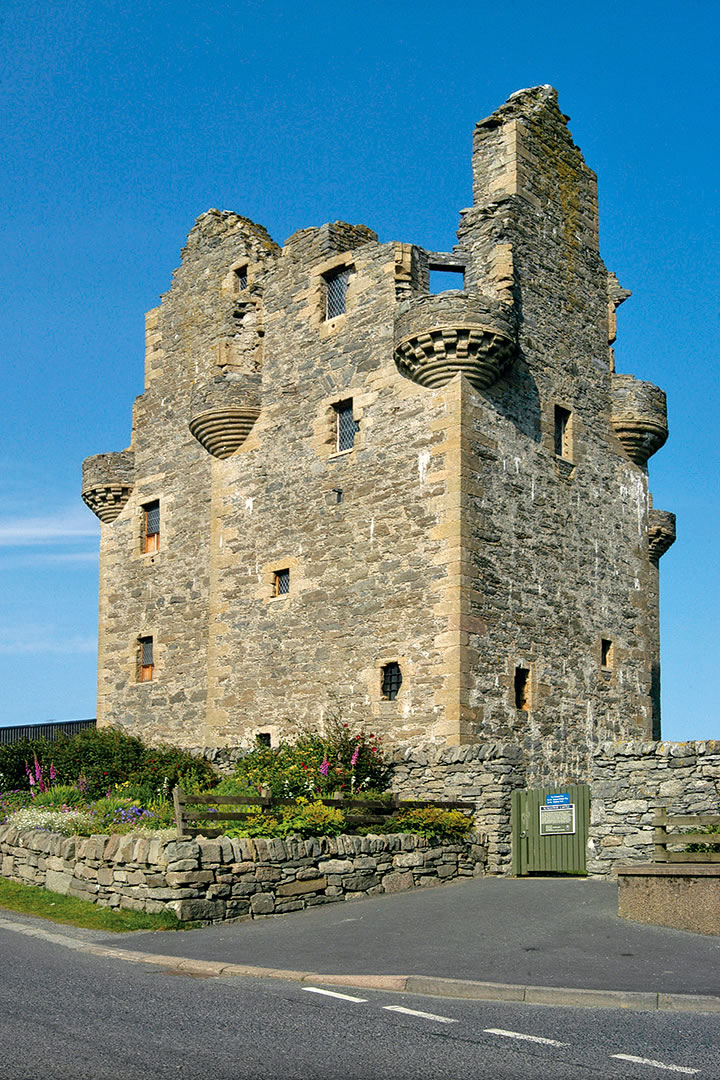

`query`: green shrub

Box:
[0,727,217,799]
[384,807,474,844]
[0,737,54,790]
[231,717,391,798]
[32,785,87,809]
[687,820,720,853]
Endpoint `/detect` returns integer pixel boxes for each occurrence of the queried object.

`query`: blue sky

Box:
[1,0,718,740]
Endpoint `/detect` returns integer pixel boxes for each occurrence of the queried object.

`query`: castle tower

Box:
[82,88,674,779]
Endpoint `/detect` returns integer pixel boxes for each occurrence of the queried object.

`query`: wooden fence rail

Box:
[173,786,475,839]
[653,808,720,863]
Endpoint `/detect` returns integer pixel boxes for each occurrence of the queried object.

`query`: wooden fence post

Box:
[173,786,186,838]
[654,806,668,862]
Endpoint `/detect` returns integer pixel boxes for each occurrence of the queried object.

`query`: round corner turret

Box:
[611,374,668,466]
[81,451,135,522]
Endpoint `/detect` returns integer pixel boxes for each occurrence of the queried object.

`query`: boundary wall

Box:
[0,825,486,922]
[389,740,720,877]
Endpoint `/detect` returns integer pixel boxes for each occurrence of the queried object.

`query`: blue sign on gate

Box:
[545,793,570,806]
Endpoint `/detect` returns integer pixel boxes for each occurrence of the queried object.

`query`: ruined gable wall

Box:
[455,87,659,778]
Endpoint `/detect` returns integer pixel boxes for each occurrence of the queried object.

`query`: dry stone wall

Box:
[0,825,486,922]
[587,740,720,875]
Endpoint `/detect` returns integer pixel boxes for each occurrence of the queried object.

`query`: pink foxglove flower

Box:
[350,747,360,768]
[50,763,57,782]
[320,759,329,776]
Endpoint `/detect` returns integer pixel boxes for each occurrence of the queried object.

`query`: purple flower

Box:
[50,764,57,782]
[350,747,360,768]
[320,759,329,776]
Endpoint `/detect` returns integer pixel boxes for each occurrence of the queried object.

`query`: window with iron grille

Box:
[324,267,350,320]
[234,265,248,291]
[143,500,160,553]
[138,636,154,682]
[334,400,359,452]
[273,568,290,597]
[381,662,403,700]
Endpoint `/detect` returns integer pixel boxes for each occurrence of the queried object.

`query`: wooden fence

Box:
[653,808,720,863]
[173,786,474,839]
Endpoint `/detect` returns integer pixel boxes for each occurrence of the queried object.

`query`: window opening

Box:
[429,268,465,294]
[273,569,290,597]
[514,666,530,710]
[143,500,160,553]
[234,265,248,291]
[601,639,614,669]
[381,662,403,700]
[256,732,271,747]
[139,636,154,682]
[334,400,359,452]
[554,406,572,459]
[325,267,350,319]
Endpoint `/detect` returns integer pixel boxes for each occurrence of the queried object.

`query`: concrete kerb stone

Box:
[3,915,719,1013]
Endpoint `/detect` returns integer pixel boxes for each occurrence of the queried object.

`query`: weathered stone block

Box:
[276,876,327,897]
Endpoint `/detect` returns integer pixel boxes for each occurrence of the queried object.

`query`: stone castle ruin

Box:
[82,85,676,784]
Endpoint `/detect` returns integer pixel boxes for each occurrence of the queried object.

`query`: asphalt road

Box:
[1,926,717,1080]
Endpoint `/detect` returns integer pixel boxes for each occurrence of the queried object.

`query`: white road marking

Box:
[302,987,367,1003]
[611,1054,699,1074]
[484,1027,570,1047]
[383,1006,458,1024]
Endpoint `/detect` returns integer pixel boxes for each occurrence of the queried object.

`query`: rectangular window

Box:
[234,265,248,291]
[601,639,614,669]
[429,267,465,294]
[554,406,572,459]
[273,569,290,596]
[143,500,160,553]
[325,267,350,319]
[138,636,154,682]
[335,400,359,452]
[514,666,530,710]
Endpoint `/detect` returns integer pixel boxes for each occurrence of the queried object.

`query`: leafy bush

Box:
[687,820,720,853]
[231,718,391,798]
[384,807,473,844]
[0,738,54,791]
[0,728,217,798]
[31,785,87,809]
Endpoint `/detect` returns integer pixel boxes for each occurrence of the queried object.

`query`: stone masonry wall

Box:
[389,740,720,877]
[587,740,720,876]
[390,743,526,875]
[0,826,486,922]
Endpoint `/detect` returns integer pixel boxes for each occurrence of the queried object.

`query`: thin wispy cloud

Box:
[0,629,97,655]
[0,551,99,570]
[0,508,99,547]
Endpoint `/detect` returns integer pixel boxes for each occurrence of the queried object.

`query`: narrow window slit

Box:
[514,666,530,710]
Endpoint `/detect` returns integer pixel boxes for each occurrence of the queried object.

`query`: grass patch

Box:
[0,877,197,933]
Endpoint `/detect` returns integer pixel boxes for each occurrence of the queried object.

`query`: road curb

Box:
[2,916,719,1014]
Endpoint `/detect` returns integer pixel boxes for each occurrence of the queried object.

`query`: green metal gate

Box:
[512,784,590,876]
